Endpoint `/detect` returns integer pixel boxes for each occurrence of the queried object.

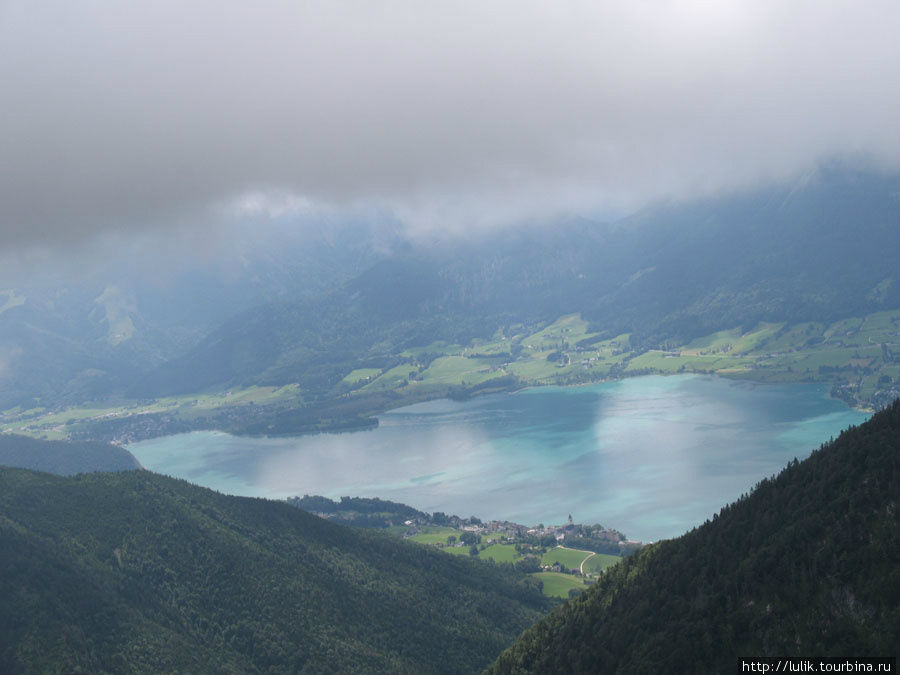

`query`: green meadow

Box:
[408,526,459,545]
[0,384,299,440]
[478,544,520,564]
[541,546,595,571]
[341,368,382,384]
[417,356,499,386]
[531,572,587,598]
[401,535,623,598]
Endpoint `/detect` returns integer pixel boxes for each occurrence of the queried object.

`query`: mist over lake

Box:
[128,374,868,541]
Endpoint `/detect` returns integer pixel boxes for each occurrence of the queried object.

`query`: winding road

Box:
[556,545,597,575]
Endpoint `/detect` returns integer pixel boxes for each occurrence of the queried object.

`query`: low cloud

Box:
[1,0,899,245]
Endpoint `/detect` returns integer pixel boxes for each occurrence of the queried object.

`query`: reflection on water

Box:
[128,375,868,541]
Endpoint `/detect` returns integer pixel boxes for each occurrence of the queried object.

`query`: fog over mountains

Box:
[2,164,897,410]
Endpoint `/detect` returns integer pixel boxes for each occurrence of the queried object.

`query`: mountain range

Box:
[6,164,898,413]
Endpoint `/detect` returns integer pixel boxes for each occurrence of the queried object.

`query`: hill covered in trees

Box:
[0,432,140,474]
[0,468,550,674]
[489,399,900,673]
[287,494,428,528]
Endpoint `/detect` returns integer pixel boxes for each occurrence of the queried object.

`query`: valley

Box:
[2,6,898,670]
[0,165,896,674]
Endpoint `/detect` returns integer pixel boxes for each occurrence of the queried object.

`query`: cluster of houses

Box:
[402,512,643,555]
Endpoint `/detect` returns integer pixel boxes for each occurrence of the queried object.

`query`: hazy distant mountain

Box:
[596,162,900,341]
[3,163,898,408]
[0,467,549,673]
[0,221,399,408]
[488,399,900,673]
[137,164,900,397]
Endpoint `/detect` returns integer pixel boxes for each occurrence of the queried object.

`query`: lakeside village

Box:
[400,513,644,574]
[288,495,644,582]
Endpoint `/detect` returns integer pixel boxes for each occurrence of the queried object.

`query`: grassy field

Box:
[400,530,622,595]
[341,368,382,385]
[0,384,300,440]
[521,314,595,351]
[360,364,416,391]
[531,572,587,598]
[407,526,458,545]
[400,341,465,359]
[541,546,595,571]
[615,309,900,410]
[505,357,566,381]
[478,544,520,564]
[412,536,625,577]
[416,356,499,386]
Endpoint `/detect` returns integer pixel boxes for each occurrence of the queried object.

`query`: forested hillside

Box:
[0,468,550,674]
[0,433,140,474]
[489,398,900,674]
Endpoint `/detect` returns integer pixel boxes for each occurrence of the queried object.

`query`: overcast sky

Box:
[2,0,899,247]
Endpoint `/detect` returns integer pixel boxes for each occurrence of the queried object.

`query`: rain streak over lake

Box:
[128,374,869,541]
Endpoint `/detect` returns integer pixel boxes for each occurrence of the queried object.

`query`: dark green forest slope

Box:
[0,469,550,674]
[489,399,900,674]
[0,433,140,474]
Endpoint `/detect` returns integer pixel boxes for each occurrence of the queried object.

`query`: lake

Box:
[127,374,869,541]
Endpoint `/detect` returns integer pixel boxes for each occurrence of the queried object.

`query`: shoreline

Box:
[387,369,873,418]
[123,376,869,543]
[7,365,878,446]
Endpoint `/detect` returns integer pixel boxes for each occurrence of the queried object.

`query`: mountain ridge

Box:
[138,165,900,398]
[0,466,550,673]
[0,433,141,475]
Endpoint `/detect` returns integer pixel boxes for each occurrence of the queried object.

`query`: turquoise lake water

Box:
[127,375,869,541]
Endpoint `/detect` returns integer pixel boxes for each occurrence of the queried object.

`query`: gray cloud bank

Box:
[2,0,899,245]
